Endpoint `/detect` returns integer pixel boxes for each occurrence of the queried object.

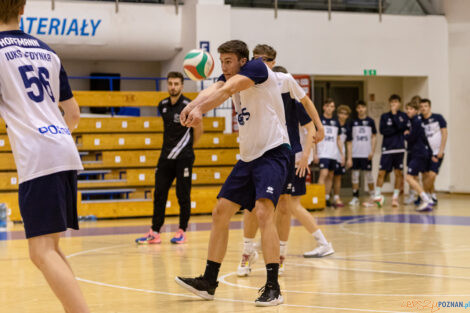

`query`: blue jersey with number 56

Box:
[0,30,82,183]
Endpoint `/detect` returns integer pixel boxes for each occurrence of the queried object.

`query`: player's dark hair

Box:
[389,94,401,102]
[272,66,288,73]
[337,105,351,115]
[356,100,367,108]
[420,98,432,106]
[218,40,249,61]
[167,71,184,84]
[0,0,25,23]
[253,44,277,60]
[323,98,334,106]
[406,101,419,111]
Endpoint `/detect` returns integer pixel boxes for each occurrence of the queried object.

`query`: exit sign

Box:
[364,69,377,76]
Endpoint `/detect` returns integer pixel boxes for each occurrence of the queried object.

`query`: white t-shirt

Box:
[0,30,83,183]
[316,116,339,160]
[221,58,289,162]
[422,113,447,156]
[273,72,306,101]
[349,117,377,158]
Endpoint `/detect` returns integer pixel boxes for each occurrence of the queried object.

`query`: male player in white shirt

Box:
[235,45,332,279]
[175,40,289,306]
[0,1,89,312]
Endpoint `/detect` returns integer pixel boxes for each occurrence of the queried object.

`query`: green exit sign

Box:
[364,69,377,76]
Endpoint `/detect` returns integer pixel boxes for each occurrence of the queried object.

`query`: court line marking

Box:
[218,267,470,297]
[75,277,411,313]
[68,245,410,313]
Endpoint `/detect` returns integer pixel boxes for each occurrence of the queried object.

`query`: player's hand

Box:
[404,130,410,136]
[432,156,439,163]
[296,155,311,178]
[316,126,325,143]
[341,156,345,167]
[180,104,192,126]
[184,107,203,128]
[311,129,318,144]
[368,153,373,161]
[437,152,444,159]
[346,158,353,169]
[313,155,319,165]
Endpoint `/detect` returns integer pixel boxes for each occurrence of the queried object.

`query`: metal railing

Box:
[227,0,443,18]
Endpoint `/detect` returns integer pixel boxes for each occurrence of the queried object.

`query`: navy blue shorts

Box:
[352,158,372,171]
[19,171,79,239]
[281,151,296,195]
[407,156,430,176]
[334,161,346,176]
[319,158,336,171]
[218,145,291,211]
[429,155,444,174]
[291,173,307,196]
[379,153,404,172]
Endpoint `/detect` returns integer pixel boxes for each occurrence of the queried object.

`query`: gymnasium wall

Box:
[444,0,470,193]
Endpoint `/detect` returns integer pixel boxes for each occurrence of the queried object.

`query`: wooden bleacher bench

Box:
[80,188,137,201]
[76,117,225,133]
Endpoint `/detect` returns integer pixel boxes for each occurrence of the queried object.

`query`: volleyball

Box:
[183,49,215,81]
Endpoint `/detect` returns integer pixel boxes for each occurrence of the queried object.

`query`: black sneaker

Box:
[175,276,218,300]
[254,283,284,307]
[326,199,332,208]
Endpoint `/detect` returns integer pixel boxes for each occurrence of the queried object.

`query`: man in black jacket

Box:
[136,72,203,244]
[373,94,408,208]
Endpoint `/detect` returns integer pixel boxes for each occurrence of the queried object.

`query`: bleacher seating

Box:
[0,91,325,221]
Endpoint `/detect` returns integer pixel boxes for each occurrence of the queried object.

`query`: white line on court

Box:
[68,244,411,312]
[218,268,470,297]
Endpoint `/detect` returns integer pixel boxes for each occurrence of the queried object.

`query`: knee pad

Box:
[352,170,360,184]
[366,171,375,184]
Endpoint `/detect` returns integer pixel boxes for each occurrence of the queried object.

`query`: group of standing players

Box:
[314,94,447,213]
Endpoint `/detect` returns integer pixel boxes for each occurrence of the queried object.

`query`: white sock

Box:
[334,194,340,201]
[393,189,400,199]
[420,192,431,203]
[313,229,328,246]
[243,237,255,255]
[409,189,416,197]
[432,193,437,199]
[280,241,288,257]
[326,194,330,201]
[369,190,375,198]
[375,187,381,197]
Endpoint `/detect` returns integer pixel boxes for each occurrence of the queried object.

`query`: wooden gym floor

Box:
[1,193,470,313]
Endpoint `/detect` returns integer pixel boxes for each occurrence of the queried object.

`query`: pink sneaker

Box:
[171,229,187,244]
[135,229,161,244]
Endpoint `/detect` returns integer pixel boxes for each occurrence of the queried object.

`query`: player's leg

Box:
[333,163,345,208]
[289,195,335,258]
[374,153,389,204]
[253,198,284,306]
[324,161,335,206]
[172,157,195,244]
[318,164,331,206]
[350,158,360,206]
[137,159,176,244]
[406,159,433,212]
[237,210,259,277]
[392,168,403,207]
[364,160,377,207]
[275,194,291,275]
[175,198,240,299]
[28,233,90,313]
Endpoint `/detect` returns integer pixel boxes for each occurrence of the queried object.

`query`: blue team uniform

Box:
[379,111,408,172]
[406,115,432,176]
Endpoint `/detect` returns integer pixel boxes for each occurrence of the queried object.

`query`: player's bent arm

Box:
[192,121,204,145]
[346,141,353,162]
[300,96,324,141]
[439,128,448,156]
[197,75,254,114]
[59,97,80,131]
[188,81,225,111]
